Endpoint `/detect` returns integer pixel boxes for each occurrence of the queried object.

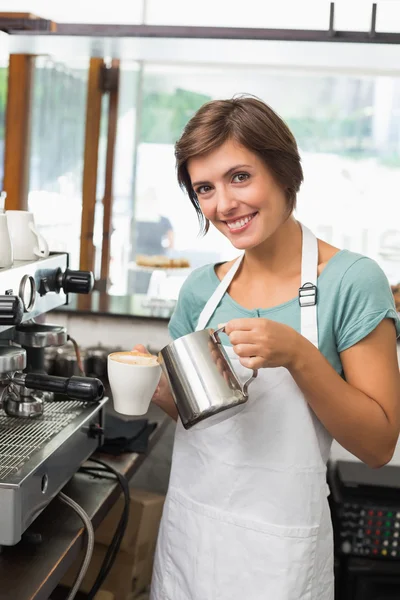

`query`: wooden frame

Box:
[3,54,34,210]
[79,57,104,276]
[78,58,104,310]
[0,12,56,33]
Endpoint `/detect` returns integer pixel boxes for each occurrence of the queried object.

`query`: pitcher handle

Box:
[211,325,226,345]
[29,222,49,258]
[211,325,258,396]
[243,369,258,396]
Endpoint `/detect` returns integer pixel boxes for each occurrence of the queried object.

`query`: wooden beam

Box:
[79,57,104,275]
[100,60,120,296]
[3,54,34,210]
[78,58,104,311]
[0,13,57,32]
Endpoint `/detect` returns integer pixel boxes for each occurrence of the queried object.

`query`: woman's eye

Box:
[232,173,250,183]
[197,185,212,194]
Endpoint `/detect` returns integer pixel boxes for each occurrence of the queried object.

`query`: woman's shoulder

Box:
[174,263,220,310]
[321,249,400,351]
[168,263,220,340]
[320,246,388,285]
[214,258,239,281]
[180,263,217,295]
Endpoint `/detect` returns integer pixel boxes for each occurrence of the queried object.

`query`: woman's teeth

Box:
[226,213,256,231]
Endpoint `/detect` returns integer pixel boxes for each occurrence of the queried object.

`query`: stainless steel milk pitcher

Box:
[159,326,257,430]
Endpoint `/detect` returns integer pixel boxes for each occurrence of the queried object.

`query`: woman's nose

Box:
[216,188,239,216]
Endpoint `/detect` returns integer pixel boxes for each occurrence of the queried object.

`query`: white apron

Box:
[151,224,334,600]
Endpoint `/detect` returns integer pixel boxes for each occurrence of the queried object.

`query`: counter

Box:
[55,292,173,321]
[0,414,169,600]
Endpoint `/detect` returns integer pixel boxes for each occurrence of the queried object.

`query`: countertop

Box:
[54,292,173,321]
[0,413,169,600]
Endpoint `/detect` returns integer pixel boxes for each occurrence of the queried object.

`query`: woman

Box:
[135,97,400,600]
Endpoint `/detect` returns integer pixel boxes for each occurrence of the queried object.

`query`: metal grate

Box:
[0,401,85,480]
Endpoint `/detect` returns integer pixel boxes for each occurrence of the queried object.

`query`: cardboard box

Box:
[95,489,165,557]
[62,489,164,599]
[61,544,134,600]
[131,553,154,598]
[94,592,115,600]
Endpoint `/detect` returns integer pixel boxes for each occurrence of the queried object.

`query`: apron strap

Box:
[195,223,319,348]
[299,224,319,348]
[196,255,243,331]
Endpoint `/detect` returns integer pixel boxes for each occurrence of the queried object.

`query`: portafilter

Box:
[0,346,104,418]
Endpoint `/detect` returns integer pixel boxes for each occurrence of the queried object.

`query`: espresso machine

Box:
[0,252,108,546]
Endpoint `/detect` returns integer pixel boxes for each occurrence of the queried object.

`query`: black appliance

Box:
[328,459,400,600]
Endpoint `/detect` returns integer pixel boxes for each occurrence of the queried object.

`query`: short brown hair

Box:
[175,96,303,234]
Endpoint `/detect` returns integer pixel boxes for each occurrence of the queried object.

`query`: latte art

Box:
[109,351,159,367]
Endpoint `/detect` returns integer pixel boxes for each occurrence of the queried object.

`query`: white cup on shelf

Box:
[0,214,13,269]
[6,210,49,260]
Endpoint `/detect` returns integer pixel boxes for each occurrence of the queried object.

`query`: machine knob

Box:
[61,269,94,295]
[0,295,24,325]
[341,541,352,554]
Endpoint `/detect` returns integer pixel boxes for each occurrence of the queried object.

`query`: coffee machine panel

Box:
[0,253,108,546]
[0,252,93,334]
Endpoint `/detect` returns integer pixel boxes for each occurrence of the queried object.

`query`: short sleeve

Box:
[335,257,400,353]
[168,272,202,340]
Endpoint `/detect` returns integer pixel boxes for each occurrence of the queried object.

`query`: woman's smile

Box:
[223,211,258,234]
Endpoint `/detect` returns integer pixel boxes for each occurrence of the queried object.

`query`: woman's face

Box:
[187,139,290,251]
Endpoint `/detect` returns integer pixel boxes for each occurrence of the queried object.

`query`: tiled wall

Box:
[47,310,400,494]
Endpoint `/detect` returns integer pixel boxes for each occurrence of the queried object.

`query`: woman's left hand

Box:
[224,318,301,370]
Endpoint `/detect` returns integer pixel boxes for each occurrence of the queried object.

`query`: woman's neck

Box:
[243,217,303,279]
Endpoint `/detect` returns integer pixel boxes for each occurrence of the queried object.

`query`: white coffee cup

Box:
[107,351,161,416]
[6,210,49,261]
[0,214,13,269]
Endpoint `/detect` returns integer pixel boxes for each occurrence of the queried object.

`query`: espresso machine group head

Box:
[0,253,108,546]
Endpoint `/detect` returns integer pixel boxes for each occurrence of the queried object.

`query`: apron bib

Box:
[151,224,334,600]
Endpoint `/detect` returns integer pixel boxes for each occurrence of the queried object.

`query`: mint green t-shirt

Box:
[169,250,400,376]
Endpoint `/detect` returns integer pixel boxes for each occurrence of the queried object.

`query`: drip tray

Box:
[0,401,86,480]
[0,397,107,545]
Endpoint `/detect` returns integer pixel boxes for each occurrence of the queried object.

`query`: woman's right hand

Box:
[132,344,178,420]
[151,371,173,404]
[132,344,150,355]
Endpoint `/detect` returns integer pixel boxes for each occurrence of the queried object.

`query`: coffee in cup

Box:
[109,351,159,366]
[107,350,161,416]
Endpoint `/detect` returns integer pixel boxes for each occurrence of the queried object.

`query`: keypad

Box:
[339,503,400,559]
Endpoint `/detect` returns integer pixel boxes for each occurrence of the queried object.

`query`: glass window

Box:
[333,0,375,32]
[27,57,88,269]
[107,63,140,294]
[146,0,331,29]
[377,1,400,33]
[118,62,400,306]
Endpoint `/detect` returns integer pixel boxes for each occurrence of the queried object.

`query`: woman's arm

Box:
[289,319,400,468]
[152,373,178,421]
[225,317,400,469]
[132,344,178,421]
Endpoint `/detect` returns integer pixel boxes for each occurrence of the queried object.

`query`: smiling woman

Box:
[176,96,303,236]
[140,95,400,600]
